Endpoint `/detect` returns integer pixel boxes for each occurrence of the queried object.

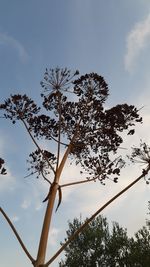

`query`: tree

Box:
[59,215,150,267]
[0,67,149,266]
[129,226,150,266]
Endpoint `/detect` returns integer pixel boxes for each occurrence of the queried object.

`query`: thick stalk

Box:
[35,142,73,266]
[35,182,58,266]
[35,113,81,265]
[55,143,73,183]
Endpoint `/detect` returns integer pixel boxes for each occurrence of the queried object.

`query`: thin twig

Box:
[56,93,62,171]
[60,156,124,188]
[41,171,52,185]
[49,134,69,147]
[0,207,35,264]
[22,119,56,174]
[60,176,98,188]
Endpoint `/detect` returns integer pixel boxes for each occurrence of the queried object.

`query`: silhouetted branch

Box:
[41,171,51,185]
[60,176,98,188]
[49,134,69,147]
[22,119,56,174]
[0,207,35,264]
[56,92,62,171]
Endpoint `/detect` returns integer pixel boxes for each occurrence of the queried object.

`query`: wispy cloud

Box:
[0,32,29,63]
[21,199,31,209]
[48,227,60,246]
[11,215,19,222]
[0,168,16,192]
[124,14,150,73]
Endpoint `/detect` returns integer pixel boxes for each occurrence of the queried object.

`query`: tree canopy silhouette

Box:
[59,215,150,267]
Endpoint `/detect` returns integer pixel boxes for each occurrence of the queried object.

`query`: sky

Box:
[1,0,150,266]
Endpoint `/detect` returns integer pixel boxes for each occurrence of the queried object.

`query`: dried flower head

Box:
[40,67,79,94]
[27,149,56,179]
[0,158,7,175]
[0,94,40,124]
[130,141,150,184]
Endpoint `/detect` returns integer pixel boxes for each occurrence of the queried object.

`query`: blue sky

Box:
[1,0,150,266]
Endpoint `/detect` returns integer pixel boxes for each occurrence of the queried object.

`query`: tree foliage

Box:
[59,215,150,267]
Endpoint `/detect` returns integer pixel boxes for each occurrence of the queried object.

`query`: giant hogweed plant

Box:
[0,68,149,267]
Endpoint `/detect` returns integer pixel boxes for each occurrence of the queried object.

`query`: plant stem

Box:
[35,142,73,266]
[34,182,58,266]
[35,115,85,266]
[60,176,98,188]
[0,207,34,264]
[56,92,62,170]
[22,119,55,175]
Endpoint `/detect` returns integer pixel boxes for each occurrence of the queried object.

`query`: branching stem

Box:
[22,119,55,174]
[56,92,62,171]
[60,176,98,188]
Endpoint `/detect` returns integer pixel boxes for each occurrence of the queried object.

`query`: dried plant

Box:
[0,68,146,267]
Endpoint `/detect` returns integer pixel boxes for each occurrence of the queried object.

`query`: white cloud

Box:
[48,227,60,246]
[20,179,46,212]
[0,168,16,192]
[0,32,29,63]
[124,14,150,72]
[0,133,16,192]
[35,201,43,211]
[21,199,31,209]
[11,215,19,222]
